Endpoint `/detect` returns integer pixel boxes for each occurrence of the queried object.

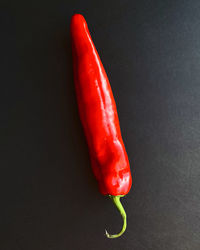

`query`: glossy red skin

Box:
[70,14,132,196]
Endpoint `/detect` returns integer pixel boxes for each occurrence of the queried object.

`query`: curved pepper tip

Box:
[70,13,88,34]
[71,13,85,24]
[105,195,127,239]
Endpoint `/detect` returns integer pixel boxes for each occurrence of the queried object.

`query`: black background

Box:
[1,0,200,249]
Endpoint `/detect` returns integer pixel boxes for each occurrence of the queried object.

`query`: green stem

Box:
[105,195,127,239]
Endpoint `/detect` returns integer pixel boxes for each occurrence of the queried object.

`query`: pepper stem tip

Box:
[105,195,127,239]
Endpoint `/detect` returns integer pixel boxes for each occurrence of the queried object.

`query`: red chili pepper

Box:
[70,14,132,238]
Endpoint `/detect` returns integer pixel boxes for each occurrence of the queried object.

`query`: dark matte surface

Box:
[1,0,200,249]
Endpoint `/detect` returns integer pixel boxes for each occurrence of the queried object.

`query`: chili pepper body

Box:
[70,14,132,238]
